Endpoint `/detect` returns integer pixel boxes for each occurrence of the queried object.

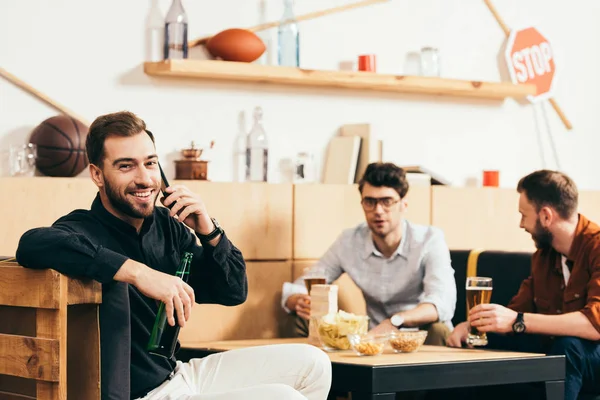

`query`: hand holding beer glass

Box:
[466,277,493,346]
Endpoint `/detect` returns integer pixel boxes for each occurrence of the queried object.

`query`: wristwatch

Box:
[390,314,405,328]
[197,218,223,241]
[512,312,526,334]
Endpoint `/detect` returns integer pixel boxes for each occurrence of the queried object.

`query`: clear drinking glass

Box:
[420,47,440,77]
[9,143,37,177]
[466,277,493,346]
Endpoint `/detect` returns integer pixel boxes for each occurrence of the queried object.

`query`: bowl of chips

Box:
[313,311,369,351]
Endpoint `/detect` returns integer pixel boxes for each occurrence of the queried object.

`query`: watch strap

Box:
[197,218,223,241]
[512,312,526,334]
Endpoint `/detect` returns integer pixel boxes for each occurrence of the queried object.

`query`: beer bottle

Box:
[147,251,193,358]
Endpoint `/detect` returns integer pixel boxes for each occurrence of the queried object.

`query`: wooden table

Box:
[180,338,565,400]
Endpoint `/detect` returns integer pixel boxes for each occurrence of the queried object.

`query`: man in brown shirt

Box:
[448,169,600,400]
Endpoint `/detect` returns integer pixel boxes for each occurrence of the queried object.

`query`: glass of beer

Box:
[466,277,493,346]
[303,267,326,294]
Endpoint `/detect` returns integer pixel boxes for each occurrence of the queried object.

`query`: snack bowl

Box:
[313,311,369,351]
[347,333,388,356]
[388,330,428,353]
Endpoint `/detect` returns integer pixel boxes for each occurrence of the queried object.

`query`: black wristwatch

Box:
[512,312,526,334]
[197,218,223,241]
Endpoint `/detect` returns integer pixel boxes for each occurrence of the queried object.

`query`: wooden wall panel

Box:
[432,187,533,251]
[0,178,97,256]
[179,261,292,344]
[174,181,293,260]
[293,182,431,259]
[577,191,600,226]
[432,187,600,252]
[0,179,292,261]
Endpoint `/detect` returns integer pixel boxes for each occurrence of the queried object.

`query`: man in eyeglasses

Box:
[281,162,456,345]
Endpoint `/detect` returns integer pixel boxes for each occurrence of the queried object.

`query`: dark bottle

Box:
[147,251,193,358]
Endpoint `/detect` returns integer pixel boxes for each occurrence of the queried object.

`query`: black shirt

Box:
[16,194,248,400]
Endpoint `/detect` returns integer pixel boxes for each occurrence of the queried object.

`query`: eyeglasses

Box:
[361,197,401,211]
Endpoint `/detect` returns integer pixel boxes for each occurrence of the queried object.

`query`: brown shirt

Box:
[508,214,600,334]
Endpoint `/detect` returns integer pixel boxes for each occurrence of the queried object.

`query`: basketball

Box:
[29,115,89,177]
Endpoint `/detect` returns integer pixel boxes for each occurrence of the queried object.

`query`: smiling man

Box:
[16,111,331,400]
[447,169,600,400]
[282,162,456,345]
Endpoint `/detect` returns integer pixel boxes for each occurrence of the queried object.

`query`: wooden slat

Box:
[0,263,101,307]
[67,279,102,305]
[0,334,59,381]
[293,183,431,259]
[144,60,536,100]
[0,266,60,309]
[36,275,67,400]
[173,181,293,260]
[67,305,100,400]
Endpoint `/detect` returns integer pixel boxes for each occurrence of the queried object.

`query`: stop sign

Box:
[505,27,555,103]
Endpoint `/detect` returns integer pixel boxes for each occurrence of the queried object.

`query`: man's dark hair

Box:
[85,111,154,166]
[517,169,578,219]
[358,162,409,198]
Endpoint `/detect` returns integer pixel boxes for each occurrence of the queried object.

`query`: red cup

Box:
[358,54,377,72]
[482,170,500,187]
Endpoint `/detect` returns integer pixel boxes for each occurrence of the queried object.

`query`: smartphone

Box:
[158,162,172,208]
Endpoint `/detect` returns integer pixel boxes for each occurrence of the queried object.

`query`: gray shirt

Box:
[282,219,457,329]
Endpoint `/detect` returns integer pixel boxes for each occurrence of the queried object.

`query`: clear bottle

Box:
[164,0,188,60]
[277,0,300,67]
[246,107,269,182]
[234,111,247,182]
[147,252,193,358]
[145,0,164,62]
[256,0,273,66]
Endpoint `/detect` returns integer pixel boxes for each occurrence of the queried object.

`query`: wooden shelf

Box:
[143,60,535,100]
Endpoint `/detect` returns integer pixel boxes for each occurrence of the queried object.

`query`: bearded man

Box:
[447,169,600,400]
[16,111,331,400]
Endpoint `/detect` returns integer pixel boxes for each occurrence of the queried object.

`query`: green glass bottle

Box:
[147,251,193,358]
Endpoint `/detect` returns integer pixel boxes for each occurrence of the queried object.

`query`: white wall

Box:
[1,0,599,188]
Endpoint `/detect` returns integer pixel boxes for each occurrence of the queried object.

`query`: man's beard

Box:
[105,179,158,219]
[531,218,553,250]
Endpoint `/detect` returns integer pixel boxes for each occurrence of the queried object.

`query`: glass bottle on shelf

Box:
[245,107,269,182]
[234,111,247,182]
[278,0,300,67]
[147,252,193,358]
[145,0,164,62]
[164,0,188,60]
[256,0,273,65]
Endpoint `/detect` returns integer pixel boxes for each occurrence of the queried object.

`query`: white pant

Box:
[138,344,332,400]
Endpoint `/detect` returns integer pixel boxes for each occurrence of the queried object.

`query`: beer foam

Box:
[465,286,493,290]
